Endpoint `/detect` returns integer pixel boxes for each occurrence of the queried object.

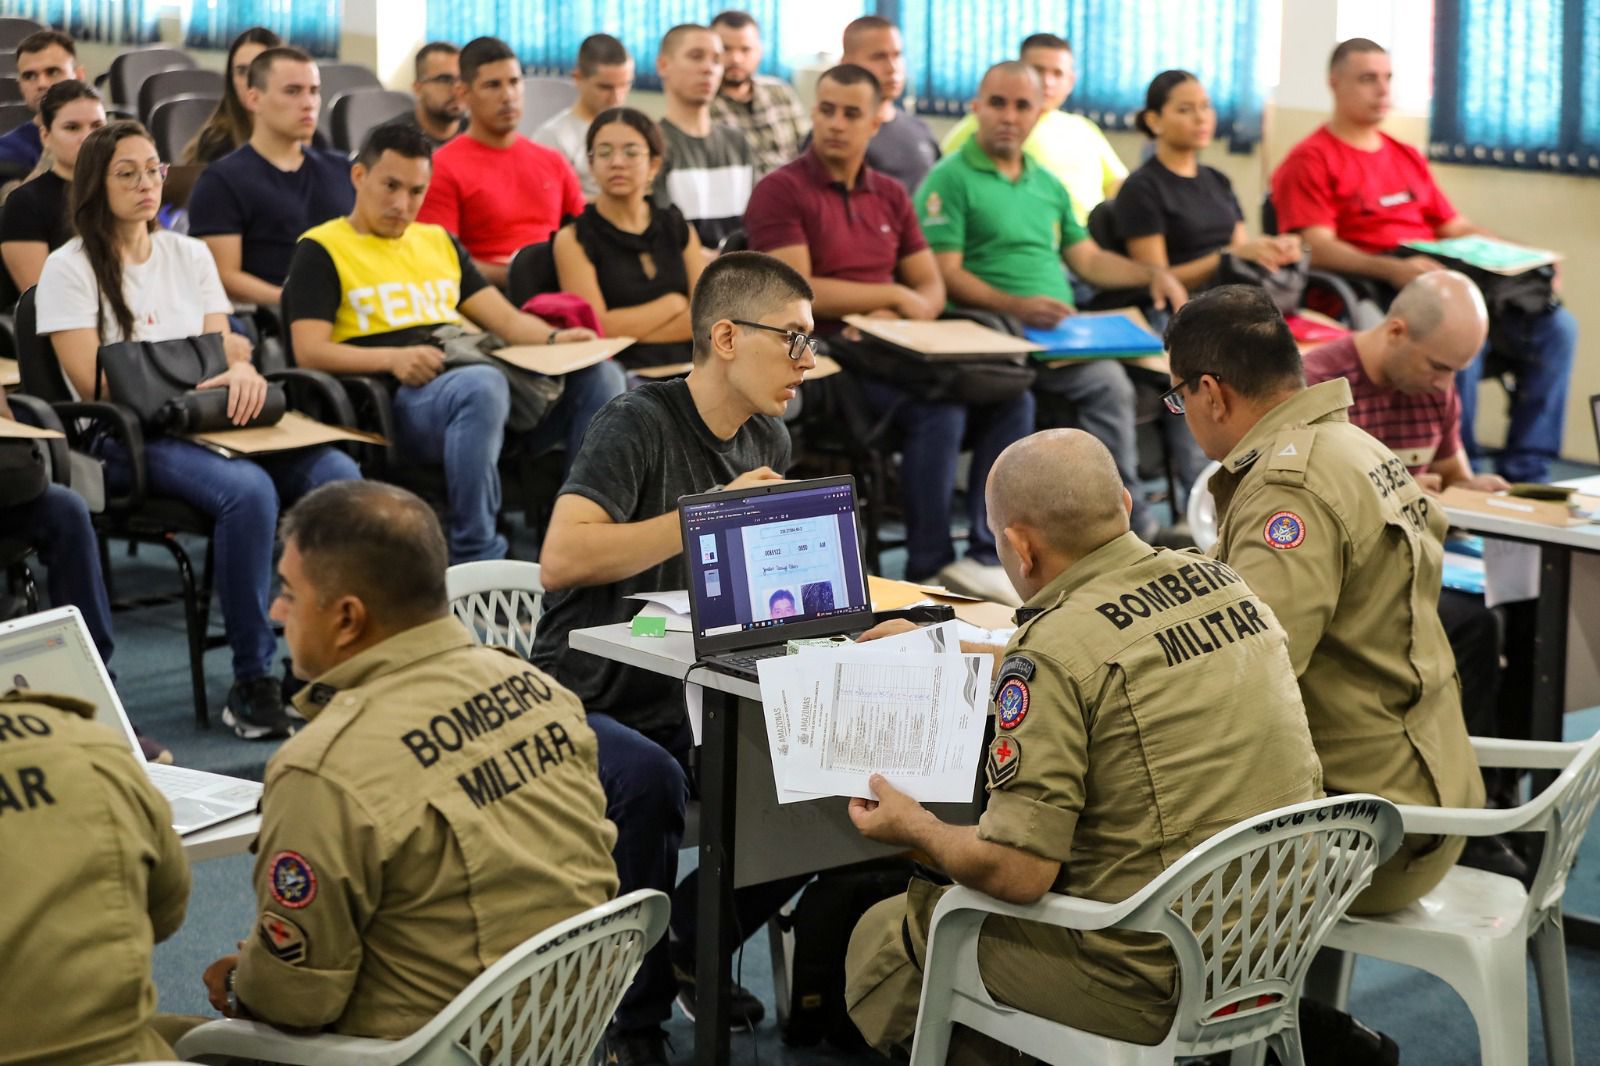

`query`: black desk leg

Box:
[695,689,738,1065]
[1532,545,1600,951]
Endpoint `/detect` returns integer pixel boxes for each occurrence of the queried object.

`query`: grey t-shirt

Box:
[653,119,756,249]
[866,107,941,195]
[532,109,597,200]
[531,378,791,734]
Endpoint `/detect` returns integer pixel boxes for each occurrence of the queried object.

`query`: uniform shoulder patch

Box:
[1263,511,1306,550]
[268,851,318,909]
[258,912,308,965]
[995,678,1030,731]
[986,735,1022,790]
[996,654,1036,683]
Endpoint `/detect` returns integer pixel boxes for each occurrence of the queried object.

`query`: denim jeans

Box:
[2,484,115,664]
[392,361,626,564]
[99,437,360,681]
[1032,362,1149,534]
[857,380,1037,582]
[1456,305,1577,483]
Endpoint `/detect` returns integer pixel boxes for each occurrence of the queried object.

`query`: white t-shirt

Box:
[531,109,597,200]
[37,229,232,344]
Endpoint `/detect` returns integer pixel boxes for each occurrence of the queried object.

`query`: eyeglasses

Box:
[110,163,168,190]
[731,319,819,362]
[590,145,649,161]
[1160,373,1221,415]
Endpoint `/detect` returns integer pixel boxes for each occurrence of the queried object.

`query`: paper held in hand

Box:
[0,417,64,439]
[492,337,636,376]
[756,621,992,805]
[842,315,1043,359]
[187,411,386,456]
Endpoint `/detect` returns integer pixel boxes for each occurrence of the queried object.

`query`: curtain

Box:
[185,0,342,58]
[889,0,1267,150]
[425,0,797,87]
[1432,0,1600,172]
[0,0,159,44]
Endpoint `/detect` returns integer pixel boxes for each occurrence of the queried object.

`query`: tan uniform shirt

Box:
[0,691,190,1066]
[234,618,620,1038]
[1207,380,1485,814]
[966,533,1322,1022]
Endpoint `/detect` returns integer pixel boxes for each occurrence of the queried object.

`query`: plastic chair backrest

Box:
[716,228,748,254]
[0,18,42,51]
[109,48,196,110]
[316,63,383,138]
[150,95,217,162]
[14,287,73,404]
[332,88,412,153]
[401,890,668,1065]
[1186,461,1221,552]
[1122,795,1402,1056]
[1087,199,1123,253]
[508,241,558,308]
[520,76,578,135]
[1527,730,1600,917]
[0,76,20,104]
[138,67,221,123]
[0,101,31,135]
[447,559,547,660]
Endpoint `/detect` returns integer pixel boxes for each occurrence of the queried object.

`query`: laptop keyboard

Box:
[714,646,791,674]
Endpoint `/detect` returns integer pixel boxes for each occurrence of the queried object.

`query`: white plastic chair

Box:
[175,889,668,1065]
[446,559,546,660]
[907,795,1403,1066]
[1320,733,1600,1066]
[1186,460,1222,552]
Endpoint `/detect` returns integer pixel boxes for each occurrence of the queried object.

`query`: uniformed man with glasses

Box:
[532,250,820,1065]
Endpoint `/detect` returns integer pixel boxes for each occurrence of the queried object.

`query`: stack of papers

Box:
[625,590,691,633]
[756,621,992,804]
[1025,309,1163,360]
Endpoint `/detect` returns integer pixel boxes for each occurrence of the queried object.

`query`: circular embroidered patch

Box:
[268,851,318,909]
[1263,511,1306,550]
[996,678,1030,730]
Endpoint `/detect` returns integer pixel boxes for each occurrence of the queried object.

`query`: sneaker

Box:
[673,962,766,1028]
[597,1026,671,1066]
[223,677,297,740]
[136,732,174,764]
[934,557,1022,608]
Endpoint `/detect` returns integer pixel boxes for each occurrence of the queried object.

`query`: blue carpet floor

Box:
[24,460,1599,1064]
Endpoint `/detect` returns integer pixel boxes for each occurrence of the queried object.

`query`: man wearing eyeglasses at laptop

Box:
[534,250,816,1065]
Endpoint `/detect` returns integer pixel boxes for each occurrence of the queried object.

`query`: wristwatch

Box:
[224,966,239,1015]
[546,329,560,345]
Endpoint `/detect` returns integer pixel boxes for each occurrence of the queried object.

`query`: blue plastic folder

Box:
[1024,315,1164,359]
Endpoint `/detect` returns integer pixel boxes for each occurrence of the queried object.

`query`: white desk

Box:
[570,622,981,1066]
[182,813,259,863]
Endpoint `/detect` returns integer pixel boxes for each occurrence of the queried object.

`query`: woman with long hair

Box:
[0,79,105,293]
[552,106,706,367]
[37,121,361,739]
[182,26,281,164]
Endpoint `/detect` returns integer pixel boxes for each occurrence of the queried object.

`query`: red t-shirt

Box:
[1302,335,1462,473]
[744,151,927,331]
[416,134,585,263]
[1271,127,1457,253]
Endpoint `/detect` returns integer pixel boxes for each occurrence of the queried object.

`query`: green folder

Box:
[1401,236,1558,276]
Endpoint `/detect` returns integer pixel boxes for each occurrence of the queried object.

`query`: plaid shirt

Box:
[1302,336,1463,473]
[710,75,809,178]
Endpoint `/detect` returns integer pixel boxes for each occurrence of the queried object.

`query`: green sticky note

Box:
[631,615,668,638]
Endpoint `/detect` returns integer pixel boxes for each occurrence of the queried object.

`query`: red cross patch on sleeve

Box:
[986,735,1022,790]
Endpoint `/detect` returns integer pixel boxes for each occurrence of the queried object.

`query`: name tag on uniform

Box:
[1378,190,1414,208]
[1392,445,1436,470]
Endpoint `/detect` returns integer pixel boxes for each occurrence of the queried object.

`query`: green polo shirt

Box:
[914,136,1089,306]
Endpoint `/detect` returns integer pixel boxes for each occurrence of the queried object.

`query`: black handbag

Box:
[0,440,47,508]
[826,334,1037,406]
[431,324,564,433]
[95,332,285,432]
[1215,250,1311,316]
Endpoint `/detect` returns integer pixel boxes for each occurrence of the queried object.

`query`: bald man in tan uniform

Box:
[841,429,1322,1063]
[0,689,190,1064]
[198,482,619,1036]
[1168,284,1485,915]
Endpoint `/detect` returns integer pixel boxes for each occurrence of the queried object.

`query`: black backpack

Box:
[780,858,919,1049]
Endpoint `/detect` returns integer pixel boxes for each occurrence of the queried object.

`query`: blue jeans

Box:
[1456,305,1577,483]
[858,380,1036,582]
[2,484,114,664]
[99,438,360,681]
[392,361,626,564]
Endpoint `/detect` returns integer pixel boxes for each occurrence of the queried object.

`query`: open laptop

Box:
[0,607,262,835]
[678,475,874,679]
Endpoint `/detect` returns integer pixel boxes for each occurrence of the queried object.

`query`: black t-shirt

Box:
[530,379,791,734]
[0,170,71,251]
[281,230,490,347]
[1113,157,1243,266]
[187,144,356,286]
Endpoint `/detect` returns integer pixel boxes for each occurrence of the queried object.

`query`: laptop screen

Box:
[682,479,869,644]
[0,607,140,754]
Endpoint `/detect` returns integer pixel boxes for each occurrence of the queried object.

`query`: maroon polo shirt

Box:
[744,149,927,331]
